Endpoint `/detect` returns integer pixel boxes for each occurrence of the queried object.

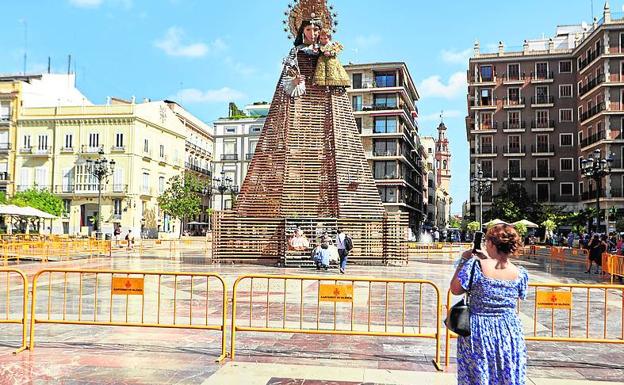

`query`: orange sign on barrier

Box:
[319,284,353,302]
[112,277,145,295]
[536,290,572,309]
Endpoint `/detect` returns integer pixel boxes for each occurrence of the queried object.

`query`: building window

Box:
[508,159,521,177]
[373,94,397,108]
[560,133,573,146]
[64,134,73,149]
[352,73,362,89]
[375,72,396,87]
[23,135,31,149]
[507,63,520,80]
[559,84,572,98]
[75,165,97,191]
[536,183,550,202]
[250,125,262,134]
[355,117,362,133]
[113,199,122,215]
[480,112,493,129]
[143,139,149,153]
[480,160,493,178]
[536,110,549,126]
[225,126,236,134]
[560,183,574,196]
[536,159,550,177]
[559,61,572,73]
[508,135,521,152]
[535,62,549,78]
[374,161,397,179]
[559,109,573,122]
[352,95,362,111]
[89,133,99,148]
[378,187,397,203]
[0,102,10,121]
[159,144,165,158]
[373,117,397,133]
[560,158,573,171]
[224,140,237,154]
[115,133,124,148]
[507,111,520,129]
[479,65,493,81]
[142,172,150,194]
[535,86,549,102]
[159,176,165,194]
[38,135,48,150]
[63,199,71,215]
[373,139,397,156]
[508,87,520,102]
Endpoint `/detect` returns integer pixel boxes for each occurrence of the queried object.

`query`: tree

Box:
[487,181,541,223]
[467,221,481,233]
[11,188,63,216]
[157,174,204,237]
[448,216,461,228]
[542,219,557,240]
[514,222,528,238]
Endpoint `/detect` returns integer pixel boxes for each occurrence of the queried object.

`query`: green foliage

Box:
[0,191,7,204]
[467,221,481,232]
[157,174,203,222]
[572,224,586,235]
[10,188,63,216]
[228,102,247,118]
[487,181,540,223]
[542,219,557,232]
[514,222,528,237]
[616,218,624,233]
[448,216,461,229]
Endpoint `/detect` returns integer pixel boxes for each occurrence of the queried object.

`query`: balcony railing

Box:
[60,146,74,153]
[471,145,497,155]
[0,143,10,153]
[467,72,496,83]
[502,121,526,130]
[246,153,254,161]
[481,170,498,179]
[0,115,11,124]
[531,169,555,178]
[552,194,579,203]
[0,172,10,181]
[111,145,125,152]
[184,162,212,177]
[185,141,212,158]
[531,120,555,129]
[81,145,104,154]
[500,73,526,82]
[55,184,129,194]
[579,46,603,71]
[579,74,605,96]
[531,144,555,154]
[530,71,554,81]
[502,97,525,107]
[503,170,527,179]
[580,130,606,148]
[470,98,497,108]
[19,147,32,154]
[373,149,399,156]
[472,122,498,131]
[530,95,554,105]
[580,102,605,122]
[611,188,624,198]
[582,190,606,200]
[221,154,239,161]
[32,147,52,156]
[503,145,526,154]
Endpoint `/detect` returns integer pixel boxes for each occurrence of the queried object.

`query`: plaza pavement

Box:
[0,246,622,384]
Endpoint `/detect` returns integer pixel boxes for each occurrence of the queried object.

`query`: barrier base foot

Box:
[432,359,442,372]
[215,353,227,363]
[13,345,27,355]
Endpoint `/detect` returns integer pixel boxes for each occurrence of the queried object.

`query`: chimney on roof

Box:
[548,38,554,52]
[523,40,529,54]
[498,41,504,56]
[473,40,480,57]
[604,1,611,23]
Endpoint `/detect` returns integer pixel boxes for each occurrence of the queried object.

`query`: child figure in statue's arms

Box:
[314,29,350,87]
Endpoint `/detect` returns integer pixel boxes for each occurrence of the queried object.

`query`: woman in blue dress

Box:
[450,224,529,385]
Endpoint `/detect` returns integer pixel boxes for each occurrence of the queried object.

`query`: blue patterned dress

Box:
[456,258,529,385]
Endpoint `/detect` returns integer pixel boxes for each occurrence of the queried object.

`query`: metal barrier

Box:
[407,243,471,258]
[0,269,28,353]
[444,282,624,366]
[607,254,624,283]
[29,269,227,361]
[231,274,443,369]
[1,239,111,264]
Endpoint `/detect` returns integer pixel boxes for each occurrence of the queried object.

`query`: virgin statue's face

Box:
[303,24,319,44]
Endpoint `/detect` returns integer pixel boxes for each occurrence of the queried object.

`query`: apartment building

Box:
[467,3,624,225]
[421,136,437,226]
[0,81,18,195]
[165,101,214,225]
[17,99,186,236]
[344,62,424,230]
[212,103,269,211]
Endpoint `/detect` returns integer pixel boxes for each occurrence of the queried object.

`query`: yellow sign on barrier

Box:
[319,284,353,302]
[536,290,572,309]
[112,277,145,295]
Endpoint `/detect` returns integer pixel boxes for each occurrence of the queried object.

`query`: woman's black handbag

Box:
[445,260,478,337]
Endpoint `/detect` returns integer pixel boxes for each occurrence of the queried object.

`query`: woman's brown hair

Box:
[485,224,523,256]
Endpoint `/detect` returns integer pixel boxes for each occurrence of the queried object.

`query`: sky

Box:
[0,0,614,214]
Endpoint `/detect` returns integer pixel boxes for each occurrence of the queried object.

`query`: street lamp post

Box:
[85,149,116,237]
[213,170,238,210]
[580,149,614,233]
[470,165,492,230]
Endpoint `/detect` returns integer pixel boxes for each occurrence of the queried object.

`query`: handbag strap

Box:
[465,259,479,303]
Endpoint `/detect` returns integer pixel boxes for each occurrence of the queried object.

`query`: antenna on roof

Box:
[440,110,444,123]
[47,57,51,74]
[67,54,72,75]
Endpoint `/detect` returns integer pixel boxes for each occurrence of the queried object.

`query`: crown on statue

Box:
[282,0,339,39]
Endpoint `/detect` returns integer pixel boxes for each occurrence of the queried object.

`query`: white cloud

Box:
[420,110,462,122]
[418,72,467,99]
[68,0,103,7]
[154,27,226,58]
[354,34,382,49]
[224,57,256,76]
[170,87,245,104]
[441,48,471,65]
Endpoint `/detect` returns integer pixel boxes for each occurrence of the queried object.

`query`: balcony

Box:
[531,144,555,156]
[469,98,497,110]
[0,143,10,154]
[531,120,555,131]
[581,190,606,201]
[579,46,603,71]
[580,102,605,122]
[502,145,526,156]
[471,145,497,157]
[467,72,497,84]
[185,141,212,158]
[531,169,555,180]
[500,73,526,84]
[184,162,212,177]
[470,122,498,133]
[221,154,239,161]
[20,147,52,157]
[611,188,624,198]
[0,114,11,126]
[580,130,606,148]
[246,153,254,161]
[142,150,153,160]
[502,121,526,132]
[81,145,104,155]
[0,172,10,182]
[481,170,498,181]
[373,149,399,157]
[158,154,168,165]
[552,194,579,203]
[530,95,554,107]
[579,73,606,97]
[56,184,129,195]
[503,170,527,180]
[60,146,74,154]
[111,145,125,152]
[530,71,554,83]
[16,185,52,192]
[502,97,525,109]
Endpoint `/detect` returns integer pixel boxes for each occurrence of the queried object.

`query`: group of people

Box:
[288,228,352,274]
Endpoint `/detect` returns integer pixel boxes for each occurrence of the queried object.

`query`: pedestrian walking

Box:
[125,230,134,250]
[335,229,353,274]
[587,234,604,274]
[450,224,528,385]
